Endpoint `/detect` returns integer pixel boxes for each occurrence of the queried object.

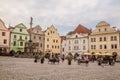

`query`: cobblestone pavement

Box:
[0,56,120,80]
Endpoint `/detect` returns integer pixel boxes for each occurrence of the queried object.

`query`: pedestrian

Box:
[40,53,45,64]
[34,53,38,63]
[67,54,73,65]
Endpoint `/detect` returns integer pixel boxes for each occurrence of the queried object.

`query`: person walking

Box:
[67,54,73,65]
[40,53,45,64]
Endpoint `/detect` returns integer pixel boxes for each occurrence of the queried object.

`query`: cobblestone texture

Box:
[0,56,120,80]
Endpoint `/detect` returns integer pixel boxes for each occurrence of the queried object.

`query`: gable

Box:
[0,19,8,30]
[11,23,29,35]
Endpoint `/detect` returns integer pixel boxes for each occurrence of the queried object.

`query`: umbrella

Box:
[105,53,112,56]
[83,53,91,55]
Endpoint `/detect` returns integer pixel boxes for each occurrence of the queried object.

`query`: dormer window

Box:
[76,35,78,38]
[98,29,100,32]
[105,28,106,31]
[20,29,22,32]
[48,32,49,35]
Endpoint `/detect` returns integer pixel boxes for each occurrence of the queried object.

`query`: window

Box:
[100,37,102,41]
[99,29,100,32]
[25,36,27,40]
[105,28,107,31]
[77,46,79,50]
[104,37,106,41]
[111,36,117,41]
[111,36,113,41]
[40,43,42,47]
[34,36,36,39]
[91,38,93,42]
[68,46,71,50]
[83,46,86,50]
[69,41,71,44]
[111,44,117,49]
[20,36,22,39]
[56,40,58,43]
[47,38,49,41]
[94,45,96,49]
[115,44,117,49]
[75,40,78,44]
[62,48,64,52]
[39,37,41,40]
[91,45,93,49]
[2,32,5,36]
[3,39,7,44]
[74,46,76,50]
[53,40,55,43]
[14,35,16,38]
[114,36,117,41]
[55,46,56,49]
[47,45,49,48]
[76,35,78,38]
[111,44,114,49]
[100,45,102,49]
[48,32,49,35]
[13,41,16,46]
[83,40,85,43]
[52,45,54,48]
[104,45,107,49]
[20,42,23,46]
[36,43,39,46]
[20,29,22,32]
[94,38,96,42]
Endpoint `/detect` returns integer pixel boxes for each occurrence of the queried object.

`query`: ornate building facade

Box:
[9,23,29,52]
[0,19,10,54]
[89,21,120,56]
[61,24,91,55]
[44,25,61,54]
[27,25,45,53]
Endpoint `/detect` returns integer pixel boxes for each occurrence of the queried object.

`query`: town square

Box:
[0,56,120,80]
[0,0,120,80]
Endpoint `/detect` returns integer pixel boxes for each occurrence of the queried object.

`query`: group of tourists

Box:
[34,53,119,66]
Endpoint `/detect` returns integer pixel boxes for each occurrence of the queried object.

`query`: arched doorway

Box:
[91,52,95,55]
[112,52,117,57]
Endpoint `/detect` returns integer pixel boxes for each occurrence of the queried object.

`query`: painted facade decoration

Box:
[9,23,29,52]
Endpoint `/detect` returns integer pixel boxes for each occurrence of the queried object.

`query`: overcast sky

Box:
[0,0,120,35]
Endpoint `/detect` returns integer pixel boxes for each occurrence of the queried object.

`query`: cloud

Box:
[0,0,120,35]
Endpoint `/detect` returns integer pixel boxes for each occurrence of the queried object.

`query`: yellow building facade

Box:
[44,25,61,54]
[89,21,120,56]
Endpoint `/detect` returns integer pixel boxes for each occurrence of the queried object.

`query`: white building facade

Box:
[62,24,91,55]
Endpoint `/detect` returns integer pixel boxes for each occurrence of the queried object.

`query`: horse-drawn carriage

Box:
[97,56,115,66]
[48,57,60,64]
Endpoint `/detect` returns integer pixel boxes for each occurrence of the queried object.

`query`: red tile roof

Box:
[72,24,91,34]
[60,36,66,43]
[27,28,34,33]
